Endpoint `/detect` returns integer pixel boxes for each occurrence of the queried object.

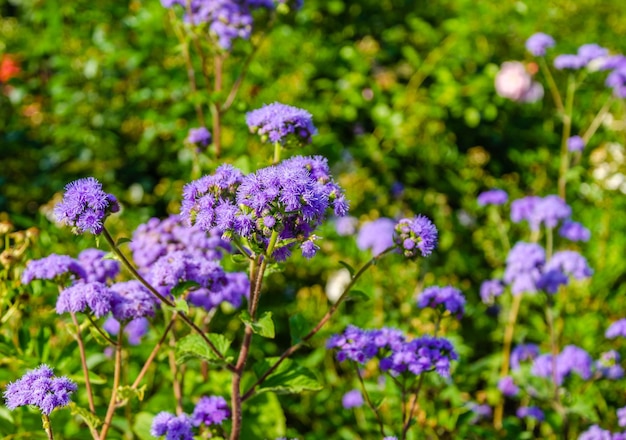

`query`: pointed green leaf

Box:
[175,333,232,365]
[115,237,132,246]
[346,290,370,302]
[69,402,102,430]
[116,385,146,406]
[87,324,112,346]
[338,260,355,278]
[240,311,275,339]
[252,357,322,395]
[288,314,310,345]
[170,281,200,298]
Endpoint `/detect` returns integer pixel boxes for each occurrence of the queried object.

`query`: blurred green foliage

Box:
[2,0,626,438]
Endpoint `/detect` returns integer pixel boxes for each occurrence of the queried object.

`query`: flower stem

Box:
[539,57,564,114]
[41,414,54,440]
[273,141,281,164]
[131,314,178,389]
[558,75,576,200]
[99,329,124,440]
[241,246,398,402]
[354,363,386,437]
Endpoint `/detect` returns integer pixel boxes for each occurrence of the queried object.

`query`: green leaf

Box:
[115,237,132,246]
[240,311,275,339]
[338,260,355,277]
[116,385,146,405]
[133,412,156,440]
[88,325,112,346]
[252,357,322,395]
[175,333,232,365]
[240,392,286,438]
[346,290,370,302]
[288,314,310,345]
[170,281,200,298]
[69,402,102,431]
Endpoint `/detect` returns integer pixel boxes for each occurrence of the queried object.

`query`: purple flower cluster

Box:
[498,376,519,397]
[605,56,626,98]
[510,343,540,371]
[559,220,591,242]
[526,33,555,57]
[595,350,624,380]
[341,389,364,409]
[56,281,115,317]
[568,135,586,152]
[4,364,77,415]
[54,177,120,234]
[246,102,317,146]
[110,281,156,321]
[606,319,626,339]
[579,425,626,440]
[417,285,466,319]
[517,406,544,421]
[187,127,212,148]
[503,242,546,295]
[181,156,348,260]
[21,254,87,284]
[480,279,504,304]
[531,345,593,385]
[130,214,230,270]
[511,195,572,231]
[495,61,543,103]
[160,0,279,50]
[356,218,395,256]
[327,326,457,378]
[393,215,438,258]
[554,43,608,70]
[77,248,120,283]
[151,412,193,440]
[334,215,358,236]
[191,395,230,426]
[477,189,508,206]
[544,250,593,280]
[103,317,150,345]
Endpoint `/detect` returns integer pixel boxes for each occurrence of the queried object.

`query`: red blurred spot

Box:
[0,54,20,83]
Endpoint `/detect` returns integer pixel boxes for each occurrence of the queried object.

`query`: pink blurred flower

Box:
[495,61,543,103]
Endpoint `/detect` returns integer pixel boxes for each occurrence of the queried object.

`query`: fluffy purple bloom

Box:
[480,279,504,304]
[56,281,114,317]
[110,280,156,321]
[379,336,458,378]
[531,345,593,385]
[192,395,230,426]
[618,407,626,427]
[503,242,546,295]
[568,135,586,152]
[417,285,465,319]
[595,350,624,380]
[495,61,543,103]
[517,406,544,421]
[526,32,555,56]
[510,343,540,371]
[103,316,150,345]
[545,250,593,280]
[536,269,569,294]
[300,237,320,259]
[21,254,87,284]
[187,271,249,311]
[498,376,519,397]
[393,215,438,258]
[151,411,193,440]
[559,220,591,242]
[357,218,395,256]
[510,196,541,224]
[327,325,391,364]
[246,102,317,146]
[4,364,77,415]
[342,389,364,409]
[334,216,358,236]
[606,319,626,339]
[554,54,586,70]
[468,403,492,424]
[529,195,572,231]
[578,425,613,440]
[477,189,508,206]
[606,63,626,98]
[54,177,119,234]
[78,248,120,283]
[577,44,609,64]
[187,127,212,147]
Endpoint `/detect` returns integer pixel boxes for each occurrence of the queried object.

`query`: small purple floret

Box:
[246,102,317,146]
[525,32,555,56]
[192,395,230,426]
[393,215,438,258]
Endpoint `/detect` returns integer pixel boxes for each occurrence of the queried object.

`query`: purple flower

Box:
[151,411,193,440]
[417,285,465,319]
[356,218,395,256]
[503,242,545,295]
[517,406,544,421]
[618,407,626,427]
[480,279,504,304]
[187,127,212,147]
[554,54,586,70]
[192,395,230,426]
[186,271,249,311]
[495,61,544,103]
[54,177,120,234]
[78,248,120,283]
[477,189,508,206]
[342,389,364,409]
[334,216,358,236]
[578,425,613,440]
[301,237,320,259]
[498,376,519,397]
[4,364,77,415]
[510,343,540,371]
[379,336,458,378]
[510,196,541,224]
[393,215,438,258]
[559,220,591,242]
[530,195,572,230]
[110,280,156,321]
[246,102,317,146]
[606,63,626,98]
[103,316,150,345]
[531,345,592,385]
[526,32,555,56]
[568,135,586,152]
[21,254,87,284]
[468,403,492,424]
[606,319,626,339]
[545,250,593,280]
[595,350,624,380]
[536,269,569,294]
[327,325,390,364]
[56,281,114,317]
[577,44,609,65]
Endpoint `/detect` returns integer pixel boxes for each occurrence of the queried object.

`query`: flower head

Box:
[567,135,585,152]
[78,248,121,283]
[356,218,395,256]
[525,32,555,56]
[21,254,86,284]
[517,406,544,421]
[595,350,624,380]
[531,345,592,385]
[578,425,613,440]
[151,411,193,440]
[417,285,465,319]
[192,395,230,426]
[559,220,591,242]
[498,376,519,397]
[342,389,364,409]
[480,279,504,304]
[246,102,317,146]
[103,317,150,345]
[495,61,543,103]
[393,215,438,258]
[4,364,77,415]
[545,250,593,280]
[554,54,586,70]
[56,281,114,317]
[510,343,540,371]
[379,336,458,378]
[606,319,626,339]
[477,189,508,206]
[503,242,545,295]
[110,280,157,321]
[54,177,119,234]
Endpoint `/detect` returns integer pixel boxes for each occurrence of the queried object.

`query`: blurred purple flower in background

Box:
[510,343,540,371]
[567,135,586,152]
[517,406,544,421]
[526,32,555,56]
[559,220,591,242]
[341,389,364,409]
[480,279,504,304]
[78,248,120,283]
[498,376,519,397]
[606,319,626,339]
[192,395,230,426]
[477,189,508,206]
[21,254,86,284]
[357,218,395,256]
[503,242,545,295]
[417,285,466,319]
[151,411,194,440]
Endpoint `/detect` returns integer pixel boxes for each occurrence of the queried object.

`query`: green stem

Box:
[241,245,398,402]
[41,414,54,440]
[558,75,576,200]
[99,329,124,440]
[354,363,386,437]
[545,227,554,261]
[273,141,282,164]
[69,312,97,415]
[101,227,235,372]
[131,314,178,389]
[539,57,564,114]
